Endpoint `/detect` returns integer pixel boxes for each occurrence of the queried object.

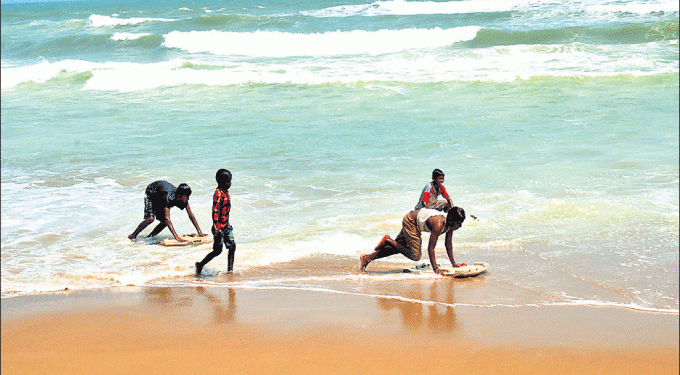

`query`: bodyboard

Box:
[160,234,213,246]
[403,262,489,278]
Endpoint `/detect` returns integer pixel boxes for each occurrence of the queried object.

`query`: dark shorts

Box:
[142,194,165,220]
[214,225,235,250]
[143,194,154,219]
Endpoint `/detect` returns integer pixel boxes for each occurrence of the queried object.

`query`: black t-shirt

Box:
[145,181,186,219]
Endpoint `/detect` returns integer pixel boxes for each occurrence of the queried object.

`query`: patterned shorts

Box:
[143,194,155,219]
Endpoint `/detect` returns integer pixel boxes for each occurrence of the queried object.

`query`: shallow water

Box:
[1,0,678,312]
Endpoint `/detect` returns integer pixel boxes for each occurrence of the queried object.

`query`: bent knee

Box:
[406,250,421,261]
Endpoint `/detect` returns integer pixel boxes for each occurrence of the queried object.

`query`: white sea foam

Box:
[586,0,679,15]
[162,27,481,57]
[1,59,60,89]
[0,58,97,89]
[89,14,178,27]
[89,44,676,91]
[217,233,377,269]
[547,298,680,314]
[2,24,677,92]
[303,0,678,18]
[111,32,151,41]
[303,0,522,17]
[3,48,672,93]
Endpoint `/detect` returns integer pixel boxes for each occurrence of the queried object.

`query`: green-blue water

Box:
[1,0,678,313]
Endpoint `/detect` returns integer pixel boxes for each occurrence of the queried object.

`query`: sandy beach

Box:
[2,285,677,375]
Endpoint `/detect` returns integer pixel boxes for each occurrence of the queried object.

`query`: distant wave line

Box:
[111,32,151,41]
[302,0,679,18]
[301,0,519,17]
[89,14,179,27]
[2,53,677,91]
[162,27,481,57]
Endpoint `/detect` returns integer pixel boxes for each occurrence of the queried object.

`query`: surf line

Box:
[149,281,679,314]
[545,300,679,315]
[152,280,525,309]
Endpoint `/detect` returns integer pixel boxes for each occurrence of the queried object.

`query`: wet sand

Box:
[2,286,677,375]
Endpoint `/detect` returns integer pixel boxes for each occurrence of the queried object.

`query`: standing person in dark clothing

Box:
[128,181,206,243]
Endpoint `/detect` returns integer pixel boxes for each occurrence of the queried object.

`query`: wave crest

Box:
[89,14,178,27]
[162,27,481,57]
[302,0,521,17]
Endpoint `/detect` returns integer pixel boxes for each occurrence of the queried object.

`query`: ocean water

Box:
[1,0,678,313]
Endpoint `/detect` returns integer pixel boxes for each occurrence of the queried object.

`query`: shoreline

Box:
[2,287,678,375]
[4,286,677,315]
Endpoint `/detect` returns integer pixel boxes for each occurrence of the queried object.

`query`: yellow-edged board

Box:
[403,262,489,278]
[160,234,213,246]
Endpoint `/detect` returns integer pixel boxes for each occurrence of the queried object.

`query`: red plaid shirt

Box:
[212,187,231,234]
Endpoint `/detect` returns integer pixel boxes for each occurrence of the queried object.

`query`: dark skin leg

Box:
[196,244,235,276]
[361,212,465,273]
[226,245,236,274]
[360,235,415,272]
[361,211,421,272]
[361,235,388,271]
[196,245,221,276]
[128,217,155,240]
[148,222,167,237]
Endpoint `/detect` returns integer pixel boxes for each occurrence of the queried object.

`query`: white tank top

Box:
[416,208,445,233]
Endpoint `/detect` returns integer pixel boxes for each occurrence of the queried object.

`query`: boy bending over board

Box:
[360,207,466,274]
[128,181,206,243]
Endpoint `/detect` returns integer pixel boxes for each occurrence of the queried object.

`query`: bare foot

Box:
[374,234,390,250]
[128,234,136,241]
[195,262,203,276]
[452,263,467,268]
[359,254,371,272]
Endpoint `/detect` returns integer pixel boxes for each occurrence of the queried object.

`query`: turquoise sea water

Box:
[2,0,678,313]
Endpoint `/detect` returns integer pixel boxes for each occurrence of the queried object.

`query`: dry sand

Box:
[2,286,677,374]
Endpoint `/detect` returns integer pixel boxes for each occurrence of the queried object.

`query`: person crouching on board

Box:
[360,207,467,274]
[415,168,454,212]
[128,181,206,243]
[196,169,236,276]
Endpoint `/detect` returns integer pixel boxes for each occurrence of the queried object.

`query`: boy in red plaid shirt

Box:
[196,169,235,276]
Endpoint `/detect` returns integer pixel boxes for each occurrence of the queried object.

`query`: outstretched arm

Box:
[441,185,454,211]
[164,207,186,242]
[444,230,457,267]
[426,217,448,274]
[445,226,466,267]
[427,231,442,273]
[185,204,206,236]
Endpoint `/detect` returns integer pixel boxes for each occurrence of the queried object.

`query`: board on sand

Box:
[403,262,489,278]
[160,234,213,246]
